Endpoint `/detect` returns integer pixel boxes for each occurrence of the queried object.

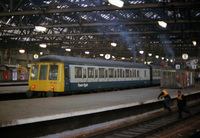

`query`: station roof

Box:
[0,0,200,64]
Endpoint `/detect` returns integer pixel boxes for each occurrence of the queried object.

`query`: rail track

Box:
[86,104,200,138]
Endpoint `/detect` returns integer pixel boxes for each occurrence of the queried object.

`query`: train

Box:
[26,55,175,97]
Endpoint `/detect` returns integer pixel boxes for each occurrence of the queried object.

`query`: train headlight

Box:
[32,85,35,89]
[50,85,54,89]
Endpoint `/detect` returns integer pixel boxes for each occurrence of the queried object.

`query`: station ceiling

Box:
[0,0,200,63]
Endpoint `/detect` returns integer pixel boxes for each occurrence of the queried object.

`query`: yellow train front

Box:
[27,62,65,97]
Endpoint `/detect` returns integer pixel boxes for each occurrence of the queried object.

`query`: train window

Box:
[49,65,58,80]
[83,68,87,78]
[39,65,48,80]
[105,69,108,78]
[88,67,94,78]
[64,67,69,79]
[75,67,82,78]
[125,69,129,78]
[115,69,118,78]
[133,70,136,78]
[137,70,140,78]
[158,71,160,77]
[95,69,98,78]
[109,69,114,78]
[144,70,146,78]
[31,65,38,80]
[99,68,104,78]
[120,69,123,78]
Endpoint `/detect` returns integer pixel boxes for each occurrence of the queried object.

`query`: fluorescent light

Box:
[192,41,197,46]
[100,54,104,57]
[139,50,144,54]
[35,26,47,32]
[108,0,124,8]
[111,42,117,47]
[155,55,159,59]
[39,43,47,48]
[65,48,71,52]
[19,49,25,53]
[158,21,167,28]
[121,57,125,60]
[85,51,90,54]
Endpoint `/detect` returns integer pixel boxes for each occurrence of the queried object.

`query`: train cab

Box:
[27,62,65,97]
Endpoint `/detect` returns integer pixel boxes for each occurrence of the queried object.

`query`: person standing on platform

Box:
[177,90,191,119]
[158,89,172,113]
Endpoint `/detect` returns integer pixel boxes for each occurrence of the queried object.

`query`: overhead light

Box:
[121,57,125,60]
[65,48,71,52]
[100,54,104,57]
[148,53,152,56]
[108,0,124,8]
[170,59,173,63]
[161,57,164,60]
[139,50,144,54]
[182,53,188,60]
[105,54,111,59]
[158,21,167,28]
[111,42,117,47]
[192,41,197,46]
[85,51,90,55]
[39,43,47,48]
[33,54,39,59]
[35,26,47,32]
[155,55,159,59]
[40,52,43,55]
[19,49,25,53]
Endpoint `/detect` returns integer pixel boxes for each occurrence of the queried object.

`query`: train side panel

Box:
[68,65,150,91]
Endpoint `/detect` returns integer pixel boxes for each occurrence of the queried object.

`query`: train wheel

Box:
[46,91,54,97]
[26,90,33,98]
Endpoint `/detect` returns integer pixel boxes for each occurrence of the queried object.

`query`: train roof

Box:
[33,55,149,69]
[148,64,175,70]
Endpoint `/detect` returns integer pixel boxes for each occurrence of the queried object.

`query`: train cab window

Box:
[39,65,48,80]
[31,65,38,80]
[99,68,104,78]
[75,67,82,78]
[49,65,58,80]
[88,67,94,78]
[109,69,114,78]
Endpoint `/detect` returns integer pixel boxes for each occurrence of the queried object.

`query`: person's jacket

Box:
[177,93,187,107]
[158,90,171,99]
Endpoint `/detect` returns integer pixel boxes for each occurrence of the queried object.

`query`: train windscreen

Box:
[31,65,39,80]
[49,65,58,80]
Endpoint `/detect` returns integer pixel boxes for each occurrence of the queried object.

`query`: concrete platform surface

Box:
[0,85,28,94]
[0,85,200,127]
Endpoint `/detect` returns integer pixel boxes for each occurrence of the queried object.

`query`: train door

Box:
[64,65,70,91]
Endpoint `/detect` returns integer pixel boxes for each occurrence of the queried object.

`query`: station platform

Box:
[0,84,200,128]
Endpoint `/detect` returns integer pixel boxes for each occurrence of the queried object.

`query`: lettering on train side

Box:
[78,83,89,87]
